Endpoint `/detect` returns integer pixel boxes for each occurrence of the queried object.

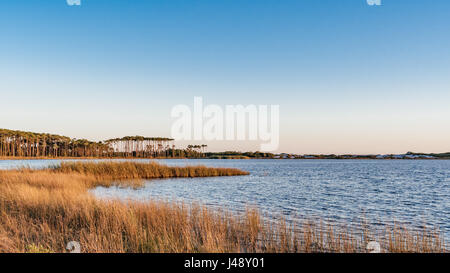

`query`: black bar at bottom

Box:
[0,253,446,272]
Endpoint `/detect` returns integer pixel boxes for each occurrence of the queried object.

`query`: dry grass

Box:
[54,161,249,180]
[0,161,446,253]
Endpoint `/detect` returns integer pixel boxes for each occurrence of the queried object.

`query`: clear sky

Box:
[1,0,449,154]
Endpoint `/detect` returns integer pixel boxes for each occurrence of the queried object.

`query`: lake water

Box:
[1,159,449,240]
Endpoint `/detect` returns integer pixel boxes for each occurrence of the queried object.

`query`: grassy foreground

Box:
[0,162,446,253]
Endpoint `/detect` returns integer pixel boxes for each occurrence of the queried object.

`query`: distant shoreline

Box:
[2,128,449,160]
[1,156,449,160]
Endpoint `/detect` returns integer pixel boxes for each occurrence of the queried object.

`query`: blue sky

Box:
[1,0,450,153]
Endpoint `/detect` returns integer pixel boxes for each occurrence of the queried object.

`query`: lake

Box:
[1,159,449,240]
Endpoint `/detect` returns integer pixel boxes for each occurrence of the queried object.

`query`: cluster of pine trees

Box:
[0,128,202,158]
[0,129,111,157]
[106,136,175,158]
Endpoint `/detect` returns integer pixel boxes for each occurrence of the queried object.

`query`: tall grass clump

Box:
[0,162,446,253]
[54,161,249,180]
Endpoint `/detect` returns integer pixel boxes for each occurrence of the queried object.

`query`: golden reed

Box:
[0,162,446,253]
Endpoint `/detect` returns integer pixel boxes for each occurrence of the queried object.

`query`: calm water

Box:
[1,159,449,239]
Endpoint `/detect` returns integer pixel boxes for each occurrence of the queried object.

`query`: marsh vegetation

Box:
[0,161,445,253]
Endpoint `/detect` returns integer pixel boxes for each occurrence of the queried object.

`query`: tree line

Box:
[0,128,209,158]
[106,136,175,158]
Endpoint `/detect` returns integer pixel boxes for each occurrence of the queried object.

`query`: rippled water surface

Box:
[2,159,449,239]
